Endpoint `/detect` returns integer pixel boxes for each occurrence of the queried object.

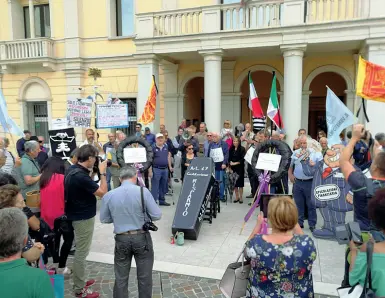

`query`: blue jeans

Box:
[151,167,168,204]
[106,168,112,191]
[293,179,316,227]
[215,170,225,200]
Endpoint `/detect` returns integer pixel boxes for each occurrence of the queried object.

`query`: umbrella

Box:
[226,171,239,201]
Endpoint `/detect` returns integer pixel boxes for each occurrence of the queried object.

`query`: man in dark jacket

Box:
[16,130,32,157]
[207,132,229,201]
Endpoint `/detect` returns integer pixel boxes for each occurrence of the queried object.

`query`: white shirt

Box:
[2,150,15,174]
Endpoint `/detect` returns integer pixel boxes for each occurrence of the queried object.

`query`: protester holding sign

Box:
[207,133,228,202]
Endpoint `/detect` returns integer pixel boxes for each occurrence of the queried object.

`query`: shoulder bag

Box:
[337,241,376,298]
[219,244,250,298]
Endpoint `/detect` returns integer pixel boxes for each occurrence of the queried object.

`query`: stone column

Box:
[365,39,385,135]
[200,50,223,133]
[162,63,179,137]
[29,0,35,38]
[301,91,312,132]
[137,55,160,132]
[280,44,306,147]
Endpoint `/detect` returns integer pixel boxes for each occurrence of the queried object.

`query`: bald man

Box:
[319,137,328,156]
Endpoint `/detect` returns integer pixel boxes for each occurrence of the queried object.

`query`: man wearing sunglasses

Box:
[36,136,49,167]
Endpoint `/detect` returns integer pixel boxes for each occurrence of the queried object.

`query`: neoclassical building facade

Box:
[1,0,385,148]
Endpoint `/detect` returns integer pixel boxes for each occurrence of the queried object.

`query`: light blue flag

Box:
[326,86,357,146]
[0,88,24,137]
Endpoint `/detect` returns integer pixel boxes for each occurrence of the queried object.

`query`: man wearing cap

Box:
[150,133,172,206]
[144,127,156,146]
[16,130,32,157]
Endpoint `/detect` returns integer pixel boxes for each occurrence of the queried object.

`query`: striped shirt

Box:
[252,117,267,132]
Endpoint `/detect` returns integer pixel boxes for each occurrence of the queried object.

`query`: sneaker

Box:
[75,288,99,298]
[86,279,96,287]
[160,202,171,206]
[57,267,72,276]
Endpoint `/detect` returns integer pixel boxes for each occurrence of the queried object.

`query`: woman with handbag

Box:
[40,157,74,276]
[245,196,316,298]
[348,188,385,296]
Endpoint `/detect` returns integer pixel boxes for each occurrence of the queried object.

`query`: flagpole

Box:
[270,71,275,134]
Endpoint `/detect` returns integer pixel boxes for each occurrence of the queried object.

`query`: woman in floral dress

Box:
[245,196,317,298]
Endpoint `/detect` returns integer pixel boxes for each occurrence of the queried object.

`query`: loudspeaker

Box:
[172,157,215,240]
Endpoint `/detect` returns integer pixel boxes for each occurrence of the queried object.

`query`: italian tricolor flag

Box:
[267,74,283,129]
[248,72,264,118]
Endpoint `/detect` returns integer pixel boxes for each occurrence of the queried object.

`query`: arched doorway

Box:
[184,77,204,128]
[308,72,347,139]
[240,71,282,125]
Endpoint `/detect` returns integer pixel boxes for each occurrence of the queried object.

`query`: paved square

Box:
[87,181,347,296]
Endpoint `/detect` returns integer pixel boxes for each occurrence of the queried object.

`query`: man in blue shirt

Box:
[288,135,323,231]
[100,166,161,298]
[135,124,143,138]
[144,127,156,145]
[150,133,173,206]
[207,132,229,201]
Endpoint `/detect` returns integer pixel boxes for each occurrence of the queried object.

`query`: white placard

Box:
[124,147,147,163]
[210,148,224,163]
[52,118,68,130]
[244,147,255,164]
[255,153,282,172]
[314,184,341,201]
[96,104,129,129]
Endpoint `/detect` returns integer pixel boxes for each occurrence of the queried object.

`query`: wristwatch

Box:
[100,173,107,176]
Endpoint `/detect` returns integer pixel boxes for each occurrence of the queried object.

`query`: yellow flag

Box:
[356,56,385,103]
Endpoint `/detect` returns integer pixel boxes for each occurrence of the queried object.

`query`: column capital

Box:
[161,62,178,72]
[364,38,385,51]
[302,90,312,96]
[344,89,356,96]
[135,54,161,65]
[280,44,307,57]
[199,49,224,61]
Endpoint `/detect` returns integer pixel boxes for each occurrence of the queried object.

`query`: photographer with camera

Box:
[100,166,161,298]
[65,144,108,298]
[340,124,385,242]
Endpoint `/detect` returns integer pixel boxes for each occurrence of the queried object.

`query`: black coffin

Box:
[172,157,215,240]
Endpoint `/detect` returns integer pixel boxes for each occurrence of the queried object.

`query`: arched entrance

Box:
[308,72,347,139]
[184,76,204,127]
[18,77,52,145]
[239,71,282,125]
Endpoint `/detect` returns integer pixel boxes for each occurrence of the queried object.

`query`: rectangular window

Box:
[24,4,51,39]
[116,0,134,36]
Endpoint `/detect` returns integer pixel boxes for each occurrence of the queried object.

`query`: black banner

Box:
[49,128,77,160]
[172,157,215,240]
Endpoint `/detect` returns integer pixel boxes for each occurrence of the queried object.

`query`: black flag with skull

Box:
[49,128,77,160]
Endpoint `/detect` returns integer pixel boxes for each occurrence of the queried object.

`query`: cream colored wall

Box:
[81,0,108,38]
[0,1,10,41]
[136,0,162,13]
[177,0,215,9]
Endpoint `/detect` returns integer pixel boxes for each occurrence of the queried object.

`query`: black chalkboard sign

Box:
[49,128,77,160]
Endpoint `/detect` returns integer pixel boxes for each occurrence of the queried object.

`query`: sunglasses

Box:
[38,140,43,143]
[187,147,193,150]
[207,134,212,137]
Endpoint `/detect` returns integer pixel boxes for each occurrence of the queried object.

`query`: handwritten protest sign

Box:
[67,99,92,128]
[210,148,224,163]
[96,104,129,129]
[124,147,147,163]
[256,153,282,172]
[244,147,255,164]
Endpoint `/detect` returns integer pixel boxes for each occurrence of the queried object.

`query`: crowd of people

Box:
[0,118,385,297]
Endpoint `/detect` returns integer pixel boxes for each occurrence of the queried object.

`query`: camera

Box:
[335,222,363,245]
[142,221,158,232]
[347,130,368,140]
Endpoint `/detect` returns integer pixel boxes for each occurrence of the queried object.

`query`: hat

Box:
[156,133,164,138]
[145,127,150,131]
[23,130,31,134]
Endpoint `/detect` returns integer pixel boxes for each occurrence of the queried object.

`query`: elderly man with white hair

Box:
[207,132,229,201]
[17,141,41,199]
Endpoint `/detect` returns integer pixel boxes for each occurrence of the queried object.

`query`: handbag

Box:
[337,241,376,298]
[26,190,41,208]
[38,256,65,298]
[219,244,251,298]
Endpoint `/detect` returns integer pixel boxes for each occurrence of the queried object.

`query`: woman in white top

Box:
[220,120,234,148]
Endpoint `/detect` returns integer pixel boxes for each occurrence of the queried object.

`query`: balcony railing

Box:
[136,0,373,39]
[0,38,54,61]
